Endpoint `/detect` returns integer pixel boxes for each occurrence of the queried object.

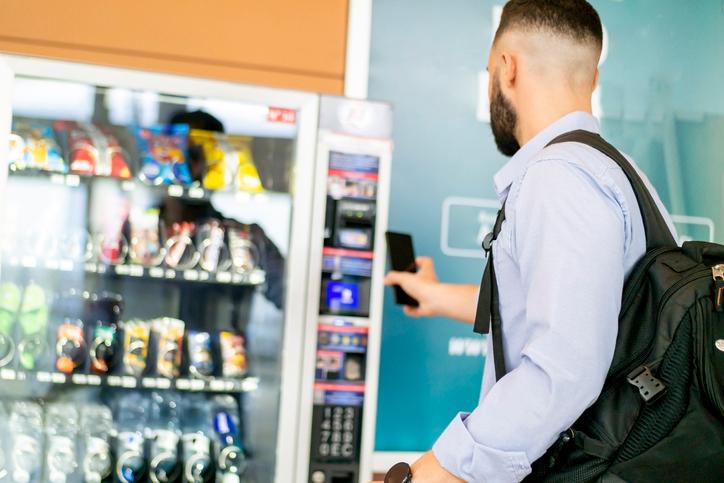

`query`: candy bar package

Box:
[134,124,192,186]
[129,208,164,266]
[221,134,263,193]
[190,129,230,190]
[187,330,214,378]
[9,119,66,173]
[53,121,132,178]
[197,219,231,272]
[153,317,185,378]
[219,331,247,378]
[122,319,151,377]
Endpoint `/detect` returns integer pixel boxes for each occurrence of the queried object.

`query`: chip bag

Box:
[219,331,247,378]
[135,124,191,186]
[9,120,66,172]
[220,135,263,193]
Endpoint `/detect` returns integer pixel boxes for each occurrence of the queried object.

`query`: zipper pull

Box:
[713,264,724,312]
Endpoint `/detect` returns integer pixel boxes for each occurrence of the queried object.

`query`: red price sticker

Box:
[268,107,297,124]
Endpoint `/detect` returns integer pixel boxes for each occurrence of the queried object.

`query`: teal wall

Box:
[370,0,724,452]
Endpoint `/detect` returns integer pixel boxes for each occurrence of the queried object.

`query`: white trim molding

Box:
[345,0,373,99]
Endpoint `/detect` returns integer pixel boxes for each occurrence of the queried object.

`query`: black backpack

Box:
[474,130,724,482]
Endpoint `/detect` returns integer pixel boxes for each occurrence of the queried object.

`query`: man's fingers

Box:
[416,256,433,271]
[384,270,411,286]
[403,305,422,317]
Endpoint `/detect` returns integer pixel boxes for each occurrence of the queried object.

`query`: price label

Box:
[50,174,65,185]
[188,187,205,199]
[121,181,136,191]
[156,378,172,389]
[36,371,52,382]
[97,265,108,274]
[45,259,60,270]
[176,379,191,390]
[183,270,199,281]
[121,376,137,388]
[51,373,67,384]
[85,262,97,273]
[142,377,157,388]
[168,185,184,197]
[0,369,16,380]
[116,265,130,275]
[232,273,243,284]
[209,379,225,392]
[21,256,37,268]
[72,374,88,385]
[190,379,205,391]
[65,175,81,187]
[149,267,164,278]
[128,265,144,277]
[165,269,177,279]
[250,271,265,284]
[107,376,122,387]
[216,272,232,284]
[199,271,210,281]
[86,375,102,386]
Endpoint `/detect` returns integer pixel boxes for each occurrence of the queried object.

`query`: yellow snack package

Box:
[190,129,226,191]
[223,135,264,193]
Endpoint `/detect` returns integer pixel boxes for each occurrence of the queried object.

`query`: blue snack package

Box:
[134,124,192,186]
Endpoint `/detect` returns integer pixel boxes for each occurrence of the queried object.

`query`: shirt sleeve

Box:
[433,159,625,482]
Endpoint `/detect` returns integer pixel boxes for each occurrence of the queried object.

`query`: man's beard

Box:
[490,76,520,157]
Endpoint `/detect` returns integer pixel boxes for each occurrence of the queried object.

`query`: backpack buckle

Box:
[627,365,666,404]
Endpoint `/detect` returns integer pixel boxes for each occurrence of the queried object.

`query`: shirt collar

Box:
[493,111,601,200]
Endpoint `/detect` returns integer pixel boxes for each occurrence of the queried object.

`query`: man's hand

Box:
[384,257,479,324]
[384,257,442,318]
[370,451,464,483]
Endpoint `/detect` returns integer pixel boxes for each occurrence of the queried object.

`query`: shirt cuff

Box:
[432,412,531,483]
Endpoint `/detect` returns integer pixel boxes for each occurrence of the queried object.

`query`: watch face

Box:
[385,462,412,483]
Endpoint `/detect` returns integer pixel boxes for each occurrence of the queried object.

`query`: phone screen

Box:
[385,231,419,307]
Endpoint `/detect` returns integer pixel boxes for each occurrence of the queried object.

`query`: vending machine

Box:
[0,55,393,483]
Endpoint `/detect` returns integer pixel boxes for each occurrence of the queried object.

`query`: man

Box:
[378,0,675,482]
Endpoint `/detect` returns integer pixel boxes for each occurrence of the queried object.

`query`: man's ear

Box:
[593,68,600,91]
[500,52,517,89]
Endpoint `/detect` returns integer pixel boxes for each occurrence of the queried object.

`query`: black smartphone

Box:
[385,231,419,307]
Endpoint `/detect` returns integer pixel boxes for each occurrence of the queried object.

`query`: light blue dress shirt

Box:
[432,111,676,482]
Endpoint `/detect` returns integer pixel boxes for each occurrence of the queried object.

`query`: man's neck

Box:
[516,99,593,146]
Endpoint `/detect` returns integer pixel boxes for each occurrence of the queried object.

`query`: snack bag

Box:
[219,331,247,377]
[220,135,263,193]
[89,322,119,375]
[53,121,132,178]
[187,330,214,378]
[10,120,66,172]
[122,319,151,377]
[129,208,164,266]
[153,317,185,378]
[134,124,192,186]
[189,129,227,190]
[55,319,86,374]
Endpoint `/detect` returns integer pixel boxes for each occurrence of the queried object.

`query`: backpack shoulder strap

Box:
[546,130,677,250]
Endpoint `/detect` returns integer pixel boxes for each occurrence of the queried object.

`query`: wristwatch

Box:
[385,462,412,483]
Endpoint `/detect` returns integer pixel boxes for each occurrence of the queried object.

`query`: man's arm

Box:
[384,257,479,323]
[432,160,625,482]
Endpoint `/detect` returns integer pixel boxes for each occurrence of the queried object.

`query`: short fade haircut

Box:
[494,0,603,49]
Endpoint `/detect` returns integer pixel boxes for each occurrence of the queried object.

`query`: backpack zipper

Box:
[713,264,724,311]
[602,268,711,395]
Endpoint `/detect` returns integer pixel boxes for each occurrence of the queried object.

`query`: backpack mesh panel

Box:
[614,314,692,463]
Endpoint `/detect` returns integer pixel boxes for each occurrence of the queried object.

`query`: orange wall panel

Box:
[0,0,348,93]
